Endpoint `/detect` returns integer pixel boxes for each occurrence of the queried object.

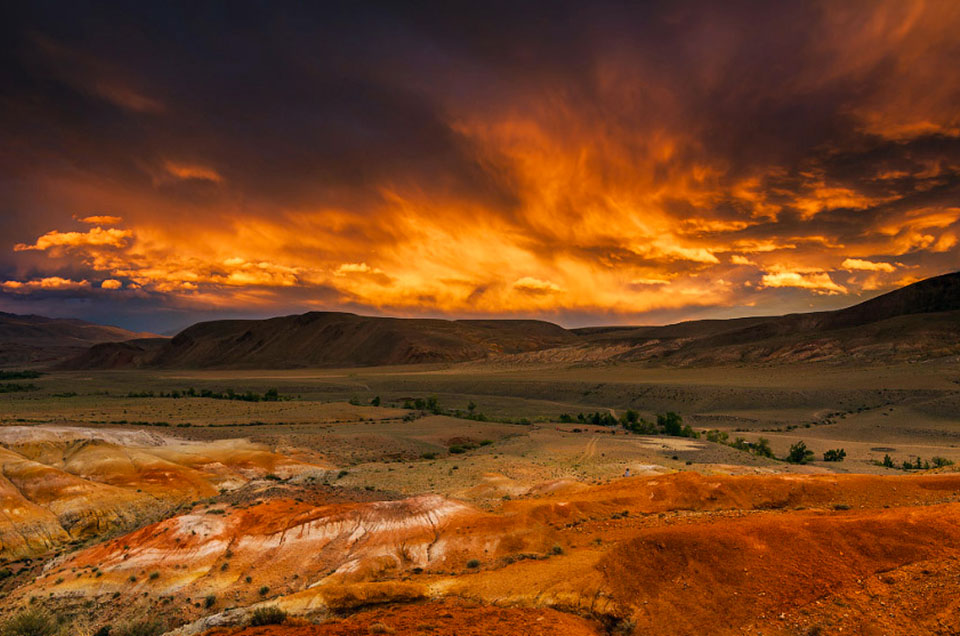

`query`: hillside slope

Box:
[0,312,157,367]
[571,271,960,365]
[66,312,578,369]
[63,272,960,369]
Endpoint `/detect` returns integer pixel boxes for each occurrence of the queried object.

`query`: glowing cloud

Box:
[14,227,132,252]
[2,277,90,292]
[760,271,847,295]
[841,258,897,273]
[78,215,123,225]
[163,161,223,183]
[513,277,563,294]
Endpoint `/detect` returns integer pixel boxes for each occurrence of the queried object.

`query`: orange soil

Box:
[15,471,960,634]
[206,600,602,636]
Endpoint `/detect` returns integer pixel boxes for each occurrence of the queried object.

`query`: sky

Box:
[1,1,959,333]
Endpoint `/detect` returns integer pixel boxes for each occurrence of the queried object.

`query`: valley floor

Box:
[2,360,960,635]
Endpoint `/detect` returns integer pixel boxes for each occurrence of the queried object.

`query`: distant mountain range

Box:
[14,271,960,370]
[0,313,158,367]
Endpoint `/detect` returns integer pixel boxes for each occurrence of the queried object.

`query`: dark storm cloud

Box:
[1,0,959,328]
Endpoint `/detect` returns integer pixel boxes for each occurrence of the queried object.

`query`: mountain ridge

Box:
[48,271,960,369]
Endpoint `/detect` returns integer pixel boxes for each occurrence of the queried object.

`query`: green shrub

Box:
[249,607,287,626]
[204,594,216,608]
[258,585,270,596]
[752,437,774,458]
[822,448,846,462]
[786,441,814,464]
[466,559,480,569]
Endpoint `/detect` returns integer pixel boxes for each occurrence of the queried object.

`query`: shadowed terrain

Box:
[61,272,960,370]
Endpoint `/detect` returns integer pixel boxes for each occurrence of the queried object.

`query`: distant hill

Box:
[571,271,960,365]
[0,313,159,367]
[61,271,960,369]
[63,312,578,369]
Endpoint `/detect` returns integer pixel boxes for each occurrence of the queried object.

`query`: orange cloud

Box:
[513,277,563,294]
[163,161,223,183]
[14,227,132,252]
[841,258,897,273]
[760,270,847,295]
[2,277,90,292]
[77,215,123,225]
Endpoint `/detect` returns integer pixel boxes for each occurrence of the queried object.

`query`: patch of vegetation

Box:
[0,370,43,380]
[466,559,480,568]
[403,395,441,414]
[823,448,846,462]
[0,383,38,393]
[785,441,814,464]
[126,387,282,402]
[204,594,217,608]
[249,607,287,626]
[620,411,698,438]
[0,608,57,636]
[873,455,953,470]
[112,619,165,636]
[704,430,774,458]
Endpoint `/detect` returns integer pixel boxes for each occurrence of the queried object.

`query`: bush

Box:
[259,585,270,596]
[752,437,774,458]
[249,607,287,626]
[822,448,846,462]
[113,620,165,636]
[785,441,814,464]
[882,454,894,468]
[0,609,57,636]
[204,594,216,608]
[466,559,480,569]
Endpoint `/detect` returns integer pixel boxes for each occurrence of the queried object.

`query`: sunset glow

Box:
[2,1,959,331]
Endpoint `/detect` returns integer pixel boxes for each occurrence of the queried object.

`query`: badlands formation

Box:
[3,424,960,635]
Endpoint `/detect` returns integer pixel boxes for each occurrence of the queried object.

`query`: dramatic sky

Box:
[2,1,960,332]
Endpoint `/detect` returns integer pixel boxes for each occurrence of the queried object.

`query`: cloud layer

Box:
[2,1,959,330]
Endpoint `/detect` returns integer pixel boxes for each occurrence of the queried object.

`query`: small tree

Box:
[882,454,894,468]
[786,441,814,464]
[370,395,381,407]
[753,437,774,458]
[657,412,684,437]
[823,448,846,462]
